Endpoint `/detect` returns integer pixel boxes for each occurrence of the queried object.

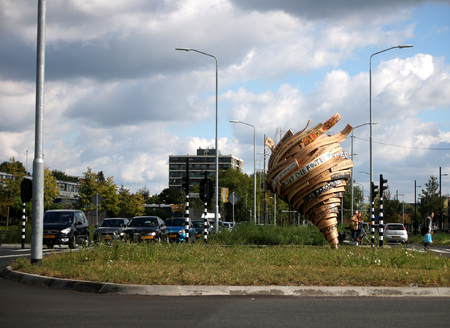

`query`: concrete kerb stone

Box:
[2,266,450,297]
[287,286,364,297]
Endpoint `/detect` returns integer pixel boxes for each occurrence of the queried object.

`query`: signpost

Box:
[228,192,240,224]
[91,193,103,226]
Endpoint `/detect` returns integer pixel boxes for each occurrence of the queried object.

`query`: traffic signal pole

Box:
[182,159,190,242]
[379,174,388,247]
[200,171,213,243]
[371,181,379,245]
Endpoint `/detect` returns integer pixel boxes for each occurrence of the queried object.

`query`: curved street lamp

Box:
[175,47,220,232]
[369,44,413,222]
[350,122,377,217]
[230,120,257,224]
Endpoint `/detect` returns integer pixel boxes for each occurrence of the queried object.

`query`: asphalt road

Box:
[1,245,450,328]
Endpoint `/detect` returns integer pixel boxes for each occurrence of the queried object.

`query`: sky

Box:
[1,0,450,207]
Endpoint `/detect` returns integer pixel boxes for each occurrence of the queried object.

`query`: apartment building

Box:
[168,147,243,192]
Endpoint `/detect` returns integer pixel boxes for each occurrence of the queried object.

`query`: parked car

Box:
[165,218,196,243]
[43,210,89,249]
[192,220,213,238]
[120,216,168,243]
[383,223,408,243]
[208,220,224,233]
[223,221,234,232]
[93,218,128,242]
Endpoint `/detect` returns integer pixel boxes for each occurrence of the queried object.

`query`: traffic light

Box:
[20,178,33,203]
[371,182,379,202]
[200,178,213,202]
[181,159,190,194]
[380,174,388,196]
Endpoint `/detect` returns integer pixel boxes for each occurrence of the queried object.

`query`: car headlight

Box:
[61,227,71,234]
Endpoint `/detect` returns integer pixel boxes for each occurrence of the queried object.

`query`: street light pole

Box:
[176,48,219,232]
[350,122,375,217]
[369,44,413,224]
[398,193,405,225]
[439,167,448,229]
[230,120,257,224]
[414,180,422,234]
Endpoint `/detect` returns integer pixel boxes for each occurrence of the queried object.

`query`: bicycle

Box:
[339,222,379,246]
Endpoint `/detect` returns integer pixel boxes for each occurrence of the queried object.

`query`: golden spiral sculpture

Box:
[265,113,353,248]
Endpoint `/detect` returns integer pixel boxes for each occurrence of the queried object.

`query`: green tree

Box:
[117,185,145,217]
[218,168,253,222]
[0,157,26,229]
[98,176,119,216]
[51,169,77,182]
[158,188,184,205]
[137,186,150,202]
[44,167,60,210]
[75,167,98,216]
[419,175,444,226]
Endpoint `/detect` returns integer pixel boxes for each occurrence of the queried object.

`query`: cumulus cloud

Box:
[0,0,449,203]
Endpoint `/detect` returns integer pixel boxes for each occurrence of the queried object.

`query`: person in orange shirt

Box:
[350,209,362,242]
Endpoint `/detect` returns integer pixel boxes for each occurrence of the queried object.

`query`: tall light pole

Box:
[354,182,365,216]
[230,120,256,224]
[176,47,219,232]
[398,193,405,225]
[414,180,422,234]
[350,122,376,217]
[369,44,413,223]
[439,167,448,229]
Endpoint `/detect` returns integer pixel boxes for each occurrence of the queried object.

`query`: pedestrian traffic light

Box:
[20,178,33,203]
[371,182,379,202]
[200,178,213,202]
[181,159,190,194]
[379,174,388,196]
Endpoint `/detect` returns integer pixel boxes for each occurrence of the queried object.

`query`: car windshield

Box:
[100,220,124,228]
[44,212,73,224]
[192,221,204,228]
[128,217,158,227]
[165,218,186,226]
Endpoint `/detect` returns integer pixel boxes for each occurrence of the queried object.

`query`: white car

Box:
[383,223,408,243]
[223,222,234,232]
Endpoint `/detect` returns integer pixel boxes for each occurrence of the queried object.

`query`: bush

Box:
[207,223,328,246]
[1,223,32,244]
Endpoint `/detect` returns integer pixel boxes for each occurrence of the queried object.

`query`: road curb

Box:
[2,266,450,297]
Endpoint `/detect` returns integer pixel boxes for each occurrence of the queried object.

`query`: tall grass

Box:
[208,223,328,246]
[12,242,450,287]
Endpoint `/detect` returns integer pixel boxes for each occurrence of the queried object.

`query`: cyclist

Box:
[350,209,362,243]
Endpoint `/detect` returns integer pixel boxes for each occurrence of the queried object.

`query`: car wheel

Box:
[69,236,76,249]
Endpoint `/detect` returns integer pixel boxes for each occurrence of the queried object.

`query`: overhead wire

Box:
[353,136,450,150]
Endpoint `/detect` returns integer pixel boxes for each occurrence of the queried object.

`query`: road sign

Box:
[189,193,200,198]
[171,204,184,212]
[91,193,103,206]
[228,192,240,205]
[221,187,229,203]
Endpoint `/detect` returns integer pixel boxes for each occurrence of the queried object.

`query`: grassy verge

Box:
[7,224,450,287]
[11,243,449,287]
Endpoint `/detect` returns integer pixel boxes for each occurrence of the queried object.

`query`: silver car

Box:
[383,223,408,243]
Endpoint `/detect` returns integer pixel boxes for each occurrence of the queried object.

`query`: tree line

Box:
[3,156,444,228]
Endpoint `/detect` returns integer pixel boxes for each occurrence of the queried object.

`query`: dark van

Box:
[43,210,89,249]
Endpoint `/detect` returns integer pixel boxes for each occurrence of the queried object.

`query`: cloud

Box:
[0,0,449,203]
